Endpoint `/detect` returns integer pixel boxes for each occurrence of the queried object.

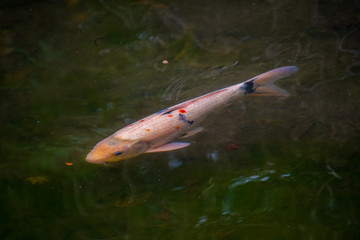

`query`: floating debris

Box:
[25,176,49,185]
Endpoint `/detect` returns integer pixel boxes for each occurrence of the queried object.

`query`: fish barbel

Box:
[86,66,298,164]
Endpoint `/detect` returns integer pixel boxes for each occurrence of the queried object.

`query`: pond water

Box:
[1,0,360,239]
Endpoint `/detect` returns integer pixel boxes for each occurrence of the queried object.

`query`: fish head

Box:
[86,136,148,164]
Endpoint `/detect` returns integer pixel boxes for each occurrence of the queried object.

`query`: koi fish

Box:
[86,66,298,164]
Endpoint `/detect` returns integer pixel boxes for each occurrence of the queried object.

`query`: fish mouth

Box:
[86,152,105,165]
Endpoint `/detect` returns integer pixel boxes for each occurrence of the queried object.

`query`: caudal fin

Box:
[244,66,298,96]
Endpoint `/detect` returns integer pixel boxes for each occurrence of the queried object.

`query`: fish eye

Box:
[114,151,123,156]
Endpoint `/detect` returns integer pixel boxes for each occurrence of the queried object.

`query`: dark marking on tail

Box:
[240,80,256,94]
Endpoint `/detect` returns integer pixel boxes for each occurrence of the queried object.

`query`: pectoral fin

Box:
[179,127,204,138]
[145,142,190,153]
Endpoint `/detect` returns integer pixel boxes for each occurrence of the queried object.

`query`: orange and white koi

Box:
[86,66,298,164]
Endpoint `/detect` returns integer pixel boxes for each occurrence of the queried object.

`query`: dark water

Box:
[1,0,360,239]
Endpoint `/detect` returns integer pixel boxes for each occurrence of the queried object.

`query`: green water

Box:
[1,0,359,239]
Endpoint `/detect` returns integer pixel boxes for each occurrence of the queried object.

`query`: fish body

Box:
[86,66,298,164]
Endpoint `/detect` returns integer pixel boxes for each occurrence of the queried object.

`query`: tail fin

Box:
[244,66,298,96]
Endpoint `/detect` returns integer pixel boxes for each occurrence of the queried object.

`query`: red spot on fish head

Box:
[176,125,180,130]
[167,115,173,117]
[139,120,145,122]
[179,109,186,114]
